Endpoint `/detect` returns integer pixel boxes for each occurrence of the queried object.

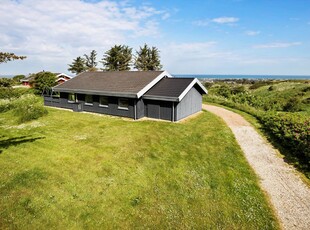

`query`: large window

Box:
[99,96,109,107]
[68,93,75,103]
[118,98,129,110]
[85,95,93,105]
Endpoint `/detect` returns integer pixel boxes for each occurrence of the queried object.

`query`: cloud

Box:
[254,42,302,49]
[211,17,239,24]
[193,17,239,27]
[245,30,260,36]
[0,0,168,72]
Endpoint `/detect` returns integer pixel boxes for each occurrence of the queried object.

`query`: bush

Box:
[0,87,33,99]
[249,81,274,90]
[204,82,213,89]
[0,99,12,112]
[283,97,302,112]
[11,95,48,123]
[260,113,310,175]
[0,78,13,87]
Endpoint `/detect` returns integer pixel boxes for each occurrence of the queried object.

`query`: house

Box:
[21,72,72,87]
[55,73,73,84]
[44,71,207,122]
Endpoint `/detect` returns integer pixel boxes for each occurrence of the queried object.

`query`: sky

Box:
[0,0,310,75]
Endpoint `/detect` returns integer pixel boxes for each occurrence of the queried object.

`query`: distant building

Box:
[44,70,208,122]
[20,72,73,87]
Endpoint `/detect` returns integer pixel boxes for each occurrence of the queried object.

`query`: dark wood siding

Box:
[136,98,145,119]
[175,86,202,121]
[144,100,172,121]
[45,93,135,119]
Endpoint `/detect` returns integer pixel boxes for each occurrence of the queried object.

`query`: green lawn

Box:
[0,108,278,229]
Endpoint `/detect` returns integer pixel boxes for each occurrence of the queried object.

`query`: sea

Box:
[2,74,310,80]
[173,74,310,80]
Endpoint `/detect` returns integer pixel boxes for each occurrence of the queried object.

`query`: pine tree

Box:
[84,50,98,71]
[101,45,132,71]
[134,44,162,71]
[68,56,86,74]
[0,52,26,64]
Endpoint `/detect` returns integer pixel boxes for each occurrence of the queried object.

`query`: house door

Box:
[147,101,160,119]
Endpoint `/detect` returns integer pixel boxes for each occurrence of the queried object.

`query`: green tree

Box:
[102,45,132,71]
[68,56,86,74]
[31,71,57,94]
[0,52,26,64]
[13,74,26,84]
[0,78,13,87]
[134,44,162,71]
[84,50,98,71]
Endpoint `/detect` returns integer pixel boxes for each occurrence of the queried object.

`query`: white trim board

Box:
[178,78,208,101]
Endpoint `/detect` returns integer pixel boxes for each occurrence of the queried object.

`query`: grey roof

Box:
[53,71,164,97]
[144,78,194,98]
[143,77,208,102]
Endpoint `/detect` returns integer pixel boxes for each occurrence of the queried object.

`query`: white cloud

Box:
[0,0,168,73]
[193,17,239,27]
[245,30,260,36]
[254,42,302,49]
[211,17,239,24]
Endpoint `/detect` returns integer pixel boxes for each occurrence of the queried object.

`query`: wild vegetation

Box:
[0,88,47,123]
[204,79,310,178]
[0,104,278,229]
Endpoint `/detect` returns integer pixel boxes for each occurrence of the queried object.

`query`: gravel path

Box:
[203,104,310,230]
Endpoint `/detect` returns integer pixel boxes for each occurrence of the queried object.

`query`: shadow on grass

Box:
[0,135,45,154]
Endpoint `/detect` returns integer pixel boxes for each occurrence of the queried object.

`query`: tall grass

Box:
[0,89,47,123]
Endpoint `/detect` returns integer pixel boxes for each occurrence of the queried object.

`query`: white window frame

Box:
[118,98,129,110]
[99,96,109,108]
[84,95,93,106]
[68,93,76,103]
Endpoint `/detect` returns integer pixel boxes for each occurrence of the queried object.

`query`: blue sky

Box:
[0,0,309,75]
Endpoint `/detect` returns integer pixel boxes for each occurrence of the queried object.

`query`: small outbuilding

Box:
[44,71,207,122]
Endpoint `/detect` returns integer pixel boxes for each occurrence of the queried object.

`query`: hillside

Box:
[0,106,278,229]
[204,79,310,178]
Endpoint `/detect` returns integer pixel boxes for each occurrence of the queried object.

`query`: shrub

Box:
[283,97,302,112]
[12,95,48,123]
[0,99,12,112]
[0,78,13,87]
[231,86,246,95]
[260,113,310,175]
[204,82,213,89]
[0,87,33,99]
[249,81,274,90]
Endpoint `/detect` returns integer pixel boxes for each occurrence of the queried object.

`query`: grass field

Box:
[0,108,278,229]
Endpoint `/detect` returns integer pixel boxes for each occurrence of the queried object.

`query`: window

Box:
[99,96,109,107]
[85,95,93,105]
[68,93,75,103]
[52,92,60,98]
[118,98,129,110]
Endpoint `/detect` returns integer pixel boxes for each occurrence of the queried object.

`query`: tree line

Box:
[68,44,162,74]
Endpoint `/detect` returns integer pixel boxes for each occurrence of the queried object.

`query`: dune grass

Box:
[0,108,278,229]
